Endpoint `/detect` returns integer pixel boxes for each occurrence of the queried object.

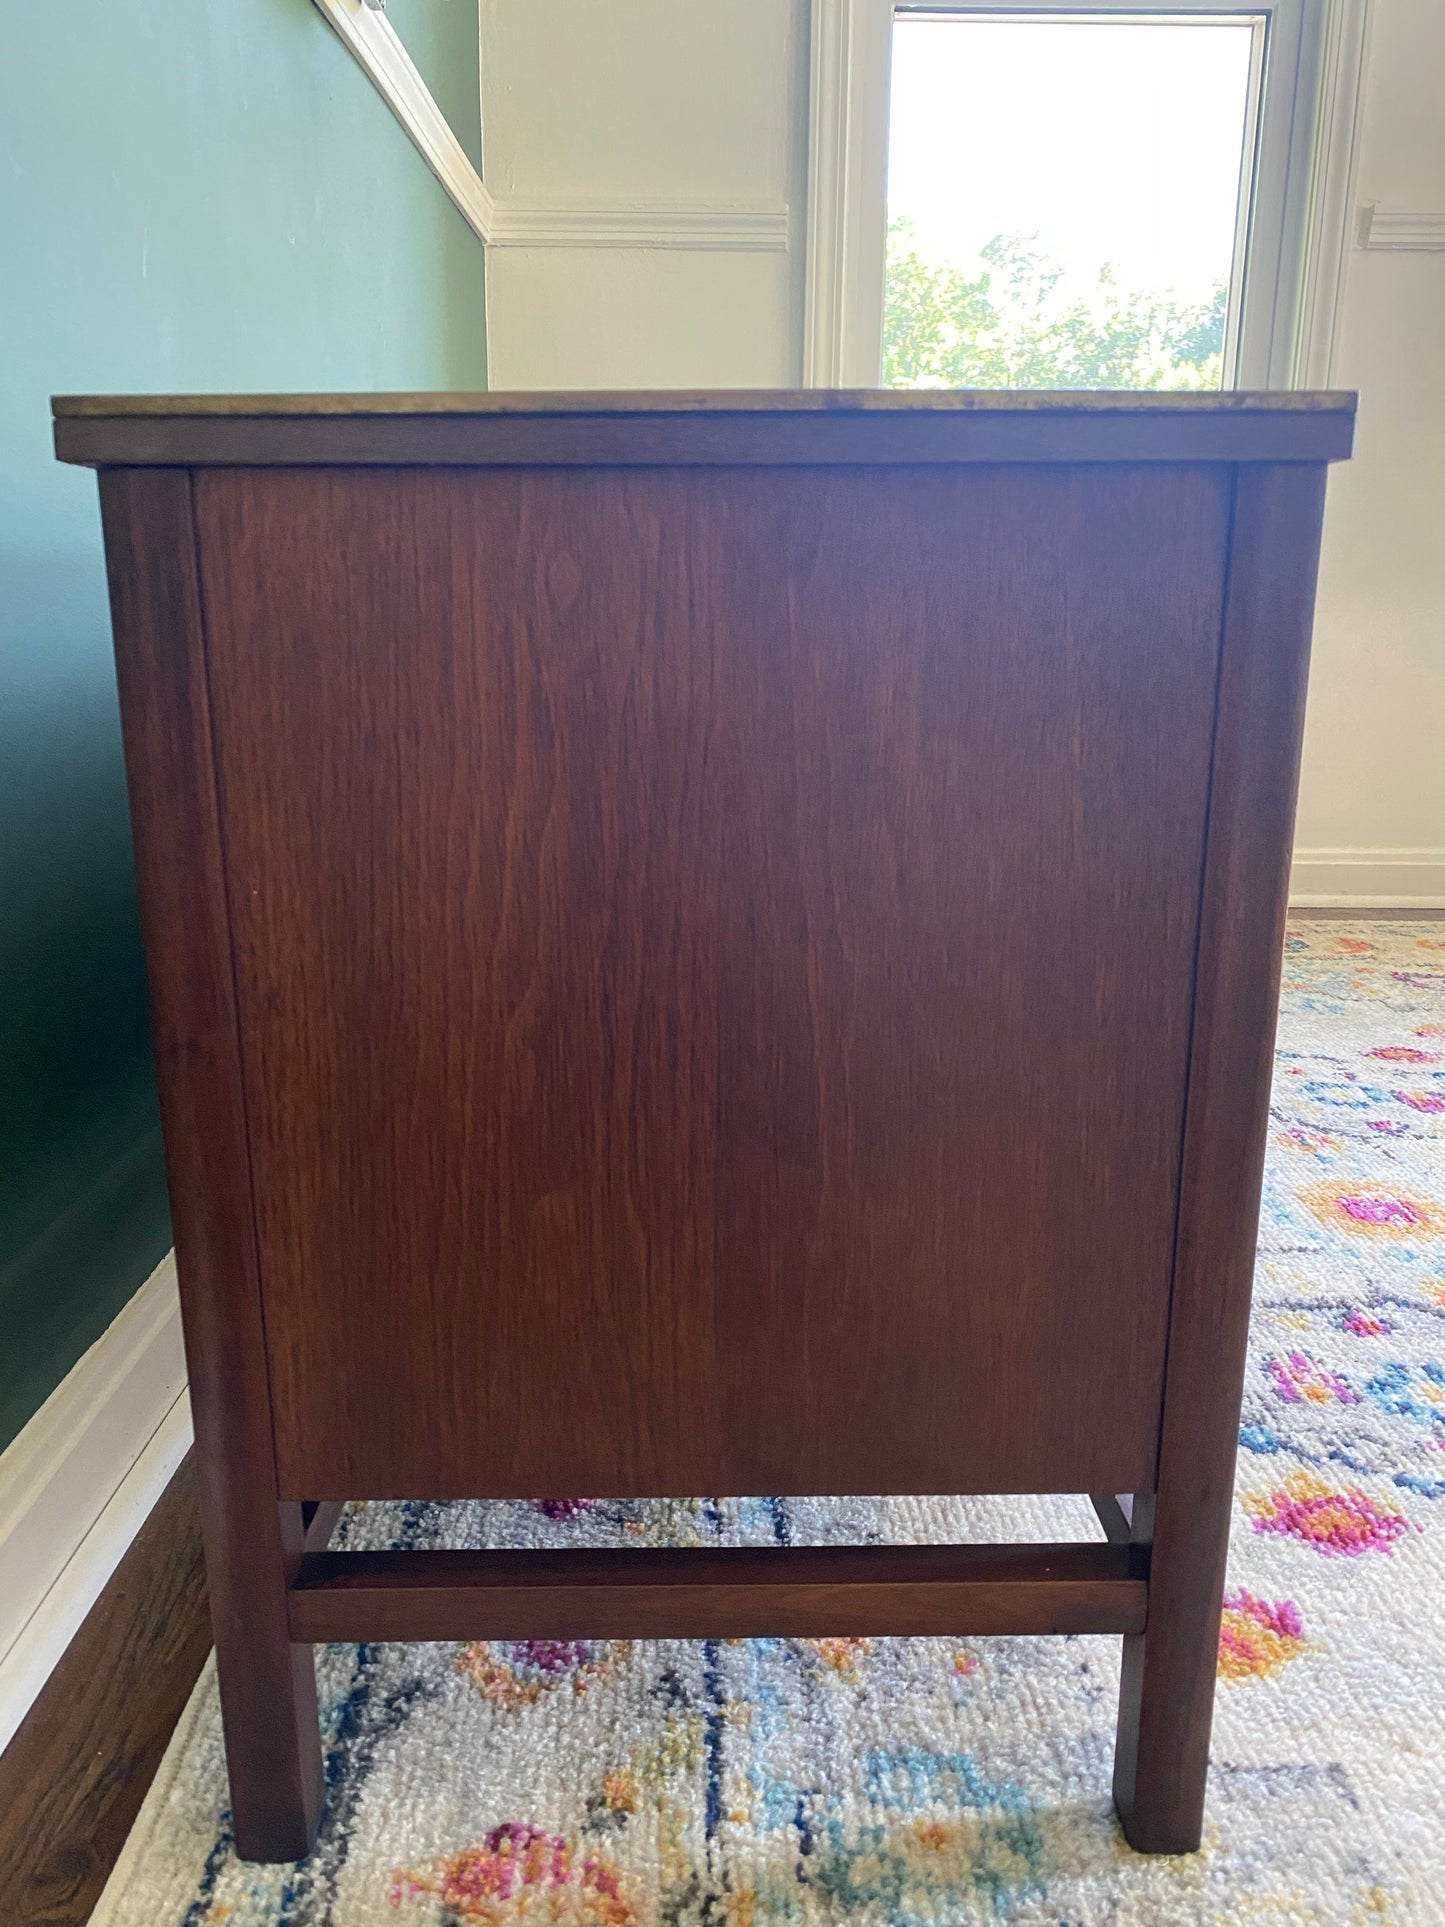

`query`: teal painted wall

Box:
[0,0,486,1450]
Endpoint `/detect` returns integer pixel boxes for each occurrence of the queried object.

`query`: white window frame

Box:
[804,0,1373,389]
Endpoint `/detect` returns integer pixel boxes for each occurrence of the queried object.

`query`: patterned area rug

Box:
[94,921,1445,1927]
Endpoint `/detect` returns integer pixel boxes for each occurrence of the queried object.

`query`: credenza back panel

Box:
[192,461,1226,1500]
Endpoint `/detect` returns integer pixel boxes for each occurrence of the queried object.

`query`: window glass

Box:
[885,13,1259,389]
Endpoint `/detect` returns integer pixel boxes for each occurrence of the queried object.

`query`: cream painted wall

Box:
[479,0,810,388]
[1291,0,1445,904]
[478,1,1443,901]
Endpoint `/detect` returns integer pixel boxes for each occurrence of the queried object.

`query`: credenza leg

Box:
[210,1498,324,1862]
[1111,461,1328,1851]
[1111,1486,1228,1855]
[96,469,327,1862]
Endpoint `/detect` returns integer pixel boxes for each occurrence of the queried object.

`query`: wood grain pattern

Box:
[1113,464,1331,1854]
[194,462,1229,1503]
[288,1543,1146,1642]
[98,469,323,1863]
[53,401,1355,468]
[0,1454,210,1927]
[54,387,1357,415]
[69,403,1348,1862]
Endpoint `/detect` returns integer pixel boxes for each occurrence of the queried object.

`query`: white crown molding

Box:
[1356,206,1445,251]
[0,1254,192,1754]
[1290,846,1445,909]
[1293,0,1374,387]
[312,0,788,258]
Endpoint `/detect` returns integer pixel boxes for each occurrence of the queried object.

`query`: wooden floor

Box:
[0,1453,211,1927]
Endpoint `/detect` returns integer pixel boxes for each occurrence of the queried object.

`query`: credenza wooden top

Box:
[53,388,1356,467]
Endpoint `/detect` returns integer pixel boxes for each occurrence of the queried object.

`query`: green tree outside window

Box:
[884,222,1227,391]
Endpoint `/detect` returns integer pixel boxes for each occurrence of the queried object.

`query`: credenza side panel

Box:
[193,462,1230,1498]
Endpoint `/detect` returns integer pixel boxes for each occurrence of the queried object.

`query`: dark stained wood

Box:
[288,1543,1146,1642]
[0,1453,210,1927]
[52,391,1355,468]
[65,396,1352,1862]
[1113,464,1332,1855]
[194,463,1226,1503]
[1090,1494,1134,1546]
[52,386,1359,415]
[97,468,323,1863]
[301,1499,347,1552]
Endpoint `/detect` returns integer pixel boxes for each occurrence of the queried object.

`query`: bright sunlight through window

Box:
[886,12,1260,390]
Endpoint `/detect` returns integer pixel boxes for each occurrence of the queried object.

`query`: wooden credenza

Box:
[56,389,1354,1861]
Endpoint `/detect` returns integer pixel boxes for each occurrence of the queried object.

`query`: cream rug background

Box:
[94,922,1445,1926]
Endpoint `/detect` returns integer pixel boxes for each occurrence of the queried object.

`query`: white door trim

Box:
[1294,0,1375,384]
[804,0,894,384]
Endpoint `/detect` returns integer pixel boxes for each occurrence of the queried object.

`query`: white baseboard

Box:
[1289,846,1445,910]
[0,1254,193,1756]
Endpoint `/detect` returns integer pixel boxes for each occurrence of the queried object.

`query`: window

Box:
[806,0,1362,390]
